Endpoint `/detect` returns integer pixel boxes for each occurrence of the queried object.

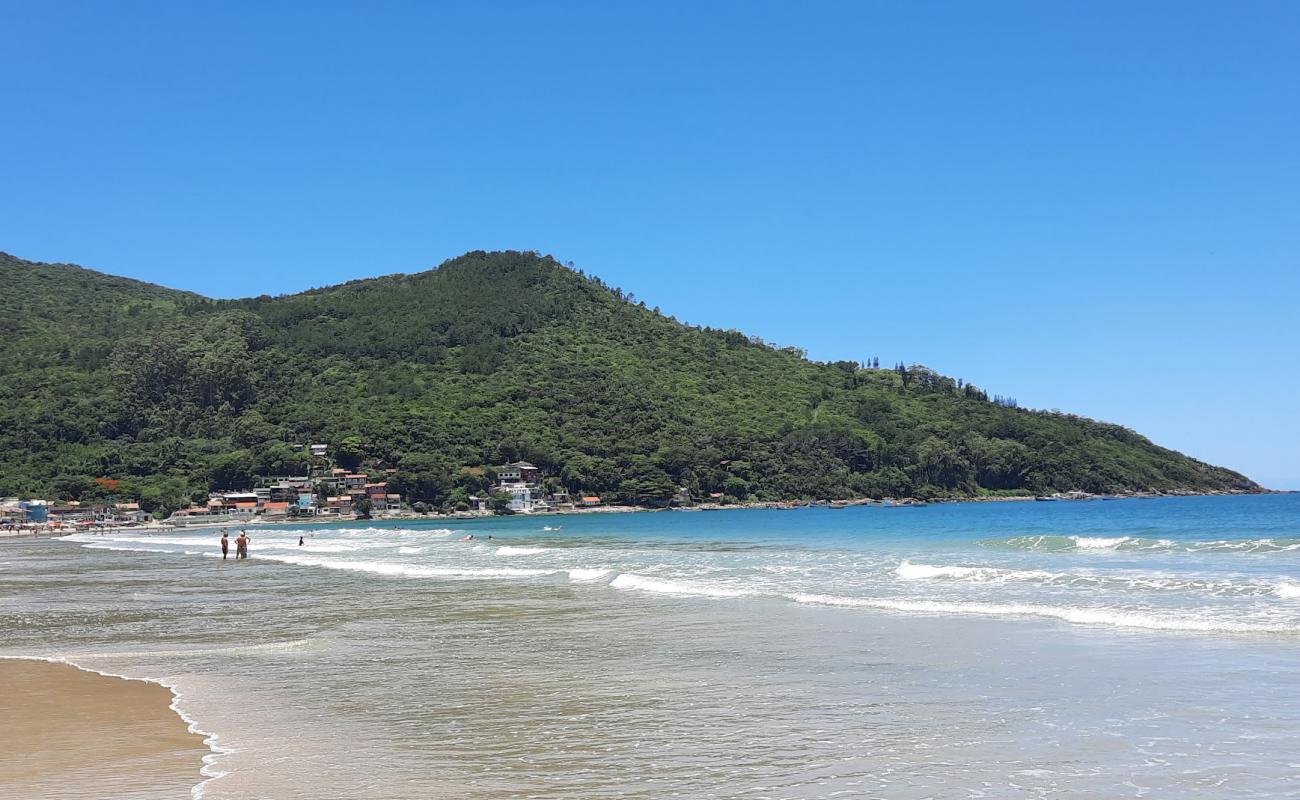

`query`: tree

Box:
[722,475,749,500]
[489,490,514,514]
[334,436,366,472]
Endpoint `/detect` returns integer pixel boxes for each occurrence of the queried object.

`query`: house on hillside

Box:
[261,501,291,518]
[266,478,313,503]
[496,461,541,484]
[364,482,398,511]
[114,502,150,524]
[495,462,549,512]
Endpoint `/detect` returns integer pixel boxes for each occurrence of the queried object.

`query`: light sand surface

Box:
[0,659,207,800]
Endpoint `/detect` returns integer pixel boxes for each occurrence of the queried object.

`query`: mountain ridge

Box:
[0,250,1260,513]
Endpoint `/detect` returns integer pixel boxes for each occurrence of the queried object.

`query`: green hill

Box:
[0,250,1259,513]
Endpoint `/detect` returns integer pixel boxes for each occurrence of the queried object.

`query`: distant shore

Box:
[1,487,1275,540]
[0,658,207,800]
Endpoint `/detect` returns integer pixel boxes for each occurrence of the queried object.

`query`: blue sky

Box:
[3,1,1297,488]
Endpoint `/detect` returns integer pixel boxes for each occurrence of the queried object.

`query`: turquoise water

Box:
[3,494,1299,798]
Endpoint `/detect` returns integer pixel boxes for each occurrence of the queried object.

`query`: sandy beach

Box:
[0,659,208,800]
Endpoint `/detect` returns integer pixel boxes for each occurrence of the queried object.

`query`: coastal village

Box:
[1,441,611,531]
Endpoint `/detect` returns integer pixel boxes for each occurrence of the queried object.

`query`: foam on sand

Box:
[0,656,222,800]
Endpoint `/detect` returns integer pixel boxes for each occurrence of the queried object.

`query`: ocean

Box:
[3,494,1298,798]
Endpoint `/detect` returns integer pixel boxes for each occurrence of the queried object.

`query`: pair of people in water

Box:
[219,530,250,560]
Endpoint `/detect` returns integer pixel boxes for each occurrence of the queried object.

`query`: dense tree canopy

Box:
[0,250,1258,514]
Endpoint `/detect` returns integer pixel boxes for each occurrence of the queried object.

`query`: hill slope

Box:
[0,250,1258,512]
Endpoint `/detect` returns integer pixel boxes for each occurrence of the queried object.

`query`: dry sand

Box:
[0,659,208,800]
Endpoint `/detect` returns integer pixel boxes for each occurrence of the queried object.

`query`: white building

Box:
[496,462,547,513]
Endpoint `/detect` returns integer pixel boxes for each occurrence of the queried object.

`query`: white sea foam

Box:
[0,655,232,799]
[68,639,318,660]
[396,546,424,555]
[258,553,556,579]
[257,543,363,553]
[82,544,158,552]
[567,568,613,582]
[786,593,1295,633]
[988,534,1300,554]
[67,534,211,547]
[609,572,756,598]
[1275,583,1300,599]
[1071,536,1134,550]
[896,561,989,580]
[494,545,547,556]
[891,561,1268,596]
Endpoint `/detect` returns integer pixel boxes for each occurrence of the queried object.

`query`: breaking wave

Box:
[787,594,1298,634]
[493,546,548,556]
[608,573,756,598]
[982,535,1300,554]
[257,553,558,579]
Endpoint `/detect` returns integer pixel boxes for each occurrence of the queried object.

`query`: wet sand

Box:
[0,659,208,800]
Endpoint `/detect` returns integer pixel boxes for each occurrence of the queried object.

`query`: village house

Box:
[495,461,550,513]
[261,501,292,518]
[496,461,541,484]
[113,502,151,524]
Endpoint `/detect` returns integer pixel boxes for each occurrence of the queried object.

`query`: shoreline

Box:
[0,488,1279,539]
[0,656,215,800]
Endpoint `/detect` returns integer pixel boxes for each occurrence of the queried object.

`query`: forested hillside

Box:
[0,250,1258,513]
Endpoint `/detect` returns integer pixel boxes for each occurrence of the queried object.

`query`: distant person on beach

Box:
[298,536,304,546]
[220,531,229,560]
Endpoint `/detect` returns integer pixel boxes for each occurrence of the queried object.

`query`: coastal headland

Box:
[0,250,1261,530]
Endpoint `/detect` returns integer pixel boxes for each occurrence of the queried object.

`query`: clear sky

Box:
[3,1,1297,488]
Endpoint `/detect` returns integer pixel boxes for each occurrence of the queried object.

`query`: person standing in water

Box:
[298,536,304,547]
[235,531,247,559]
[220,530,229,560]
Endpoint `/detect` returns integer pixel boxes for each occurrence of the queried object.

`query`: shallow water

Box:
[3,495,1299,798]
